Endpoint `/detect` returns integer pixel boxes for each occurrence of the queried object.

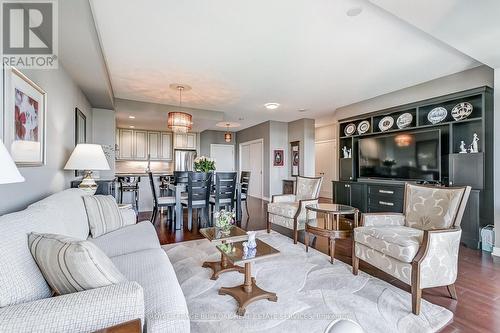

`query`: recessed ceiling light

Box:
[346,6,363,17]
[264,103,280,110]
[129,125,135,128]
[128,115,135,119]
[298,109,307,113]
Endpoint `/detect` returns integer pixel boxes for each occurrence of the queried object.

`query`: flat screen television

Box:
[358,130,440,181]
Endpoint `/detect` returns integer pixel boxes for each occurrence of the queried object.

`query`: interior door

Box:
[240,141,263,199]
[315,141,336,199]
[210,144,235,171]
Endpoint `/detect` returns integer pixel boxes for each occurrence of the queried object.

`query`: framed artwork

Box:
[290,141,300,176]
[273,149,284,167]
[3,67,46,166]
[75,108,86,145]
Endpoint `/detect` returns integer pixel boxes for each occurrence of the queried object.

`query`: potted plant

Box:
[214,209,236,234]
[194,156,216,172]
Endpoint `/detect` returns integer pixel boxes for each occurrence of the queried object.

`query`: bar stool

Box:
[117,176,140,212]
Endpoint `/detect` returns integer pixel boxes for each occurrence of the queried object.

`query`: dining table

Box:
[167,182,243,230]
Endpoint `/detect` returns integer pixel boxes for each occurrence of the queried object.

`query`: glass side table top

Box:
[305,203,357,214]
[199,226,248,243]
[216,239,280,265]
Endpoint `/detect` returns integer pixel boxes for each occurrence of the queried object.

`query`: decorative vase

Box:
[247,231,257,249]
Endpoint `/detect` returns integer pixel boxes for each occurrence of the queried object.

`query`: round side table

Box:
[305,203,359,263]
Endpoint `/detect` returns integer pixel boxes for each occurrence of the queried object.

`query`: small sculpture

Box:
[342,146,349,159]
[459,141,467,154]
[470,133,479,153]
[347,148,352,158]
[247,231,257,249]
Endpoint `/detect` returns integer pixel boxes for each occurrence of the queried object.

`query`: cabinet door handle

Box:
[379,189,394,194]
[379,201,394,206]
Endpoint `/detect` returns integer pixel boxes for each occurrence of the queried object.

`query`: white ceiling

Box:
[90,0,482,131]
[370,0,500,68]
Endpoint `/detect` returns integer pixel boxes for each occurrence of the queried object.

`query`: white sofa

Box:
[0,188,189,333]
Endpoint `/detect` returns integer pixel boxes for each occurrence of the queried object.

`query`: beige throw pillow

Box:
[83,195,133,238]
[28,233,126,295]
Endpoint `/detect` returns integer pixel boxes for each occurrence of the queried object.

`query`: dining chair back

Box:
[182,172,212,229]
[240,171,251,218]
[148,172,175,225]
[174,171,190,185]
[212,172,237,211]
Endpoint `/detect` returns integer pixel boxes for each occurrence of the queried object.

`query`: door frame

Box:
[210,143,235,171]
[239,138,264,200]
[315,138,336,199]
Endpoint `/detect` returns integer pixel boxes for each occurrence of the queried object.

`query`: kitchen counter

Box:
[115,172,173,177]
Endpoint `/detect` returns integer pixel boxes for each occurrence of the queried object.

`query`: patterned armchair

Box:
[267,176,323,244]
[352,183,471,315]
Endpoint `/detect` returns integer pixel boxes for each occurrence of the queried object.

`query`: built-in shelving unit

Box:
[333,86,493,249]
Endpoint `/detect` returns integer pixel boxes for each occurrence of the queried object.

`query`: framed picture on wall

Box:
[273,149,284,167]
[3,67,47,166]
[75,108,86,145]
[291,141,300,176]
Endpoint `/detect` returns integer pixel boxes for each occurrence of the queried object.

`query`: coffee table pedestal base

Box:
[203,256,244,280]
[218,262,277,316]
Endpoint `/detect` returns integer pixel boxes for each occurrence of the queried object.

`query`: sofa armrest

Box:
[272,194,296,203]
[412,227,462,289]
[119,207,137,225]
[361,213,405,227]
[0,282,145,333]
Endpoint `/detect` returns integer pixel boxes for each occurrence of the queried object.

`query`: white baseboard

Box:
[492,247,500,257]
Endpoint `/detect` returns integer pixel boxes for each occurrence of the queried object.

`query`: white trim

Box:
[239,138,264,199]
[314,139,336,144]
[492,246,500,257]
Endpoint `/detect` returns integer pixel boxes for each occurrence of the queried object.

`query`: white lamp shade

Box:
[0,140,25,184]
[64,144,110,171]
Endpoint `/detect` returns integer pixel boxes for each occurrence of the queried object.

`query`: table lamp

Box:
[64,144,110,194]
[0,140,25,184]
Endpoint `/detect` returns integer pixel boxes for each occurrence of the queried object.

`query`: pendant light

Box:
[216,121,241,142]
[224,123,232,142]
[167,85,193,133]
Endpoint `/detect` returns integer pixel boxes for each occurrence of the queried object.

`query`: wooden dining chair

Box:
[240,171,251,219]
[148,172,176,227]
[181,172,212,230]
[209,172,237,224]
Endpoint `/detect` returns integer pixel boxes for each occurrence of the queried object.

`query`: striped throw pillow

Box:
[28,233,127,295]
[83,195,132,238]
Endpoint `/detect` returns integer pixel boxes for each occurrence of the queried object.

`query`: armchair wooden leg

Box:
[293,219,298,244]
[352,240,359,275]
[267,212,271,233]
[447,284,458,300]
[411,268,421,315]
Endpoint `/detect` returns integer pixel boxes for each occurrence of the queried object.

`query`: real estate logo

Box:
[1,0,58,69]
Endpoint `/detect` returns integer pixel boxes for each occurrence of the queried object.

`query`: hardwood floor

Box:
[138,196,500,333]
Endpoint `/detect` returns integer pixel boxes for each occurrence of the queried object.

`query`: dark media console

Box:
[334,86,493,249]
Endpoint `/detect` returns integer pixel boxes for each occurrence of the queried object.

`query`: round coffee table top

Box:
[305,203,357,214]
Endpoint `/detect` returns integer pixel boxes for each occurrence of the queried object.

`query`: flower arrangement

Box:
[194,156,216,172]
[214,209,236,233]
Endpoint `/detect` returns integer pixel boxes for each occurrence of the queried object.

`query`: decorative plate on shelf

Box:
[357,120,370,134]
[378,116,394,132]
[451,102,473,121]
[396,113,413,129]
[427,107,447,124]
[344,123,356,136]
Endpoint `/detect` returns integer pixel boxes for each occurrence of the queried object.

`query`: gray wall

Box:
[200,130,236,157]
[92,108,115,179]
[0,66,92,215]
[288,118,316,177]
[236,121,270,199]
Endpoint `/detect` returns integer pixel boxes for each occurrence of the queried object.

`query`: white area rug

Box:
[163,231,452,333]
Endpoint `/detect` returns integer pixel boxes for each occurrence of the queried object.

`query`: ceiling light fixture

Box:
[346,6,363,17]
[216,121,240,142]
[128,115,136,119]
[167,84,193,133]
[264,102,280,110]
[298,109,307,113]
[129,125,135,128]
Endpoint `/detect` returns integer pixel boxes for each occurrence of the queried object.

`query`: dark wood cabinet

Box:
[449,153,484,189]
[460,190,480,249]
[333,181,366,212]
[70,179,116,197]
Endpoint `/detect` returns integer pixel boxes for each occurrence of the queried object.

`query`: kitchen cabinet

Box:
[174,133,197,150]
[160,132,173,160]
[134,130,148,160]
[116,128,173,161]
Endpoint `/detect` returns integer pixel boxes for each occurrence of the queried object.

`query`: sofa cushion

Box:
[29,233,127,295]
[90,221,160,258]
[111,249,190,332]
[84,195,133,238]
[354,226,423,263]
[267,202,299,219]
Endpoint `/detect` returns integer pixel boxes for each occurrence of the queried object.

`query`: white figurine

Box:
[342,146,349,159]
[459,141,467,154]
[247,231,257,249]
[470,133,479,153]
[347,148,352,158]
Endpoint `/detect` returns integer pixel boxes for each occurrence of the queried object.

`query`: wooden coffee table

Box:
[199,226,248,280]
[216,239,280,316]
